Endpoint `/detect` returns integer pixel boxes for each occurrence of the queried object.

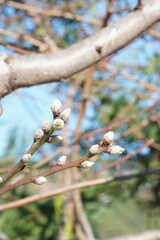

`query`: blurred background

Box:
[0,0,160,239]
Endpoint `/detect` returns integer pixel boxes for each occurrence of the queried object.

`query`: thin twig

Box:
[0,150,102,196]
[80,99,160,141]
[7,1,102,25]
[0,126,55,187]
[1,168,160,211]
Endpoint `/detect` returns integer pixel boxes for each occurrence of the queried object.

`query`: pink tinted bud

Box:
[34,128,43,141]
[51,99,62,116]
[60,108,71,122]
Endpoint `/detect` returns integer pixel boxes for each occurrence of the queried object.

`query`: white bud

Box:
[107,145,125,154]
[51,99,63,115]
[56,155,67,166]
[48,135,63,144]
[34,176,47,185]
[79,161,95,169]
[52,119,64,131]
[103,131,114,144]
[0,177,3,183]
[89,144,99,155]
[21,154,32,163]
[42,120,51,134]
[60,108,71,122]
[34,128,43,141]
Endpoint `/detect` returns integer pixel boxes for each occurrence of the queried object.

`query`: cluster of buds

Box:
[79,131,125,169]
[100,131,125,155]
[51,99,71,131]
[78,145,99,169]
[33,99,71,143]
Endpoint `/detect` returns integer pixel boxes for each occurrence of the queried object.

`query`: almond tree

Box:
[0,0,160,239]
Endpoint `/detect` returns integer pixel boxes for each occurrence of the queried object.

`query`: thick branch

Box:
[0,0,160,98]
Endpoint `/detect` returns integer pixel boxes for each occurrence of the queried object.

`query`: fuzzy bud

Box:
[56,155,67,166]
[107,145,125,155]
[34,128,43,141]
[48,135,63,144]
[0,177,3,183]
[102,131,114,144]
[60,108,71,122]
[79,161,95,169]
[52,119,64,131]
[21,154,32,163]
[34,176,47,185]
[51,99,63,116]
[89,144,99,155]
[42,120,51,134]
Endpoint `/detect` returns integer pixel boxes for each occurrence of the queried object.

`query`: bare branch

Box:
[7,1,102,25]
[0,151,100,196]
[0,168,160,211]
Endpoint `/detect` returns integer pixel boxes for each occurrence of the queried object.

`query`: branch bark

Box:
[0,0,160,98]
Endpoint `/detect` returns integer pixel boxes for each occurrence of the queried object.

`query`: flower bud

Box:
[42,120,51,134]
[60,108,71,122]
[34,176,47,185]
[34,128,43,141]
[102,131,114,144]
[89,144,99,155]
[79,161,95,169]
[48,135,63,144]
[21,154,32,163]
[56,155,67,166]
[51,99,62,116]
[0,177,3,183]
[52,119,64,131]
[107,145,125,154]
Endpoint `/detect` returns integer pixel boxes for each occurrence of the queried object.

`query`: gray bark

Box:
[0,0,160,98]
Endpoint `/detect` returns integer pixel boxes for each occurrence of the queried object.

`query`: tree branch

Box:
[109,230,160,240]
[0,168,160,211]
[0,150,101,196]
[0,0,160,98]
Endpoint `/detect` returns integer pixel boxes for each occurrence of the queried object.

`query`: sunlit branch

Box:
[0,168,160,211]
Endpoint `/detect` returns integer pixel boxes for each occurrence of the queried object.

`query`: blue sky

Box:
[0,84,55,156]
